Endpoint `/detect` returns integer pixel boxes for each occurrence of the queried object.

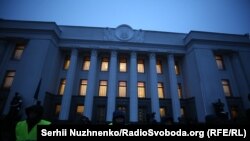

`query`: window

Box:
[138,82,146,98]
[2,71,15,89]
[137,59,145,73]
[12,44,25,60]
[156,60,163,74]
[118,81,127,97]
[215,55,225,70]
[101,57,109,71]
[178,83,183,99]
[79,79,87,96]
[158,83,164,99]
[99,80,107,96]
[160,107,166,118]
[96,106,106,123]
[82,56,90,71]
[55,104,61,115]
[175,61,180,75]
[119,57,127,72]
[117,106,126,115]
[138,107,147,123]
[221,80,232,97]
[76,105,84,114]
[63,56,70,70]
[231,106,238,120]
[180,107,185,117]
[58,79,66,95]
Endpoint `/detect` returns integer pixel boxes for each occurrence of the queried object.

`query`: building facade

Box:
[0,19,250,123]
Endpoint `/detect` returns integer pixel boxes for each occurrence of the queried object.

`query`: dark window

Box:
[138,107,147,123]
[96,106,106,123]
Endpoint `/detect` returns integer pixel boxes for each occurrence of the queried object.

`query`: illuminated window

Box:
[2,71,15,89]
[63,56,70,70]
[82,56,90,71]
[156,60,163,74]
[58,79,66,95]
[175,61,180,75]
[231,106,238,120]
[178,83,183,99]
[160,107,166,118]
[119,57,127,72]
[12,44,25,60]
[138,82,146,98]
[158,83,164,99]
[118,81,127,97]
[99,80,107,96]
[180,107,185,117]
[221,79,232,97]
[55,104,61,115]
[137,59,144,73]
[76,105,84,114]
[101,57,109,71]
[215,55,225,70]
[79,79,87,96]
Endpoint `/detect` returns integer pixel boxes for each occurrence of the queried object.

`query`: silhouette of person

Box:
[111,110,125,125]
[16,102,51,141]
[7,92,22,121]
[146,112,157,124]
[213,99,224,115]
[213,99,228,120]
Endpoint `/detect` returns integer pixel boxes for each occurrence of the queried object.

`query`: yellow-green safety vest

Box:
[16,119,51,141]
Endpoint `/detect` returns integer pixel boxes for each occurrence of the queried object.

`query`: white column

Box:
[167,54,181,122]
[59,49,78,120]
[231,53,250,109]
[130,52,138,122]
[149,53,161,122]
[84,50,98,119]
[106,51,117,121]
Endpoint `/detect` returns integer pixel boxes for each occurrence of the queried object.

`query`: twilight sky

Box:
[0,0,249,34]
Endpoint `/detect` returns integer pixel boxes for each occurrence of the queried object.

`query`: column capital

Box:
[131,52,137,57]
[149,53,156,59]
[111,50,117,57]
[71,48,78,55]
[168,54,174,58]
[91,50,97,57]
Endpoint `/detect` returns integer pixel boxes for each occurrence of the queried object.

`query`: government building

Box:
[0,19,249,123]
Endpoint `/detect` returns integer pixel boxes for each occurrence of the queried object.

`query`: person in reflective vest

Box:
[16,103,51,141]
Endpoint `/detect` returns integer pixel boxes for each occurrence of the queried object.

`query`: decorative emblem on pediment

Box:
[104,25,144,42]
[115,24,134,41]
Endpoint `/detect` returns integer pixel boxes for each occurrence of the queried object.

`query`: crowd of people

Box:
[0,93,250,140]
